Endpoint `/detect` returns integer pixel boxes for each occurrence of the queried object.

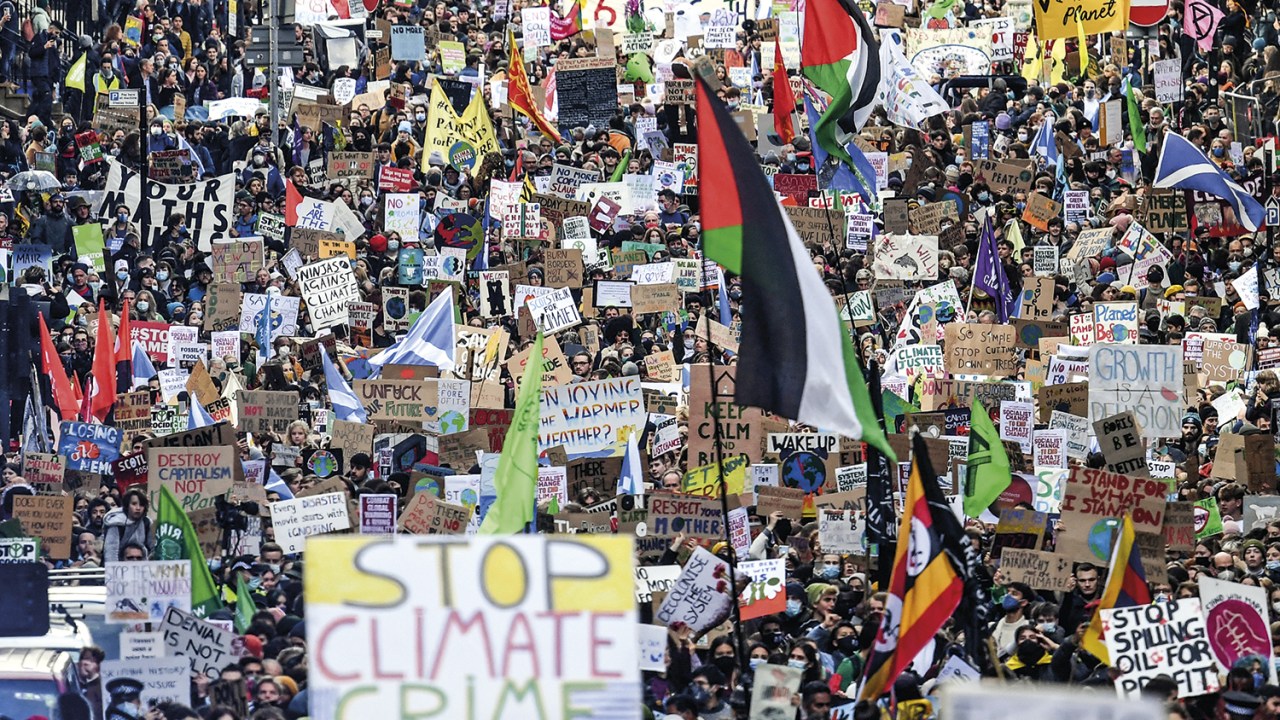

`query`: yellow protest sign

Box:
[681,454,750,497]
[1032,0,1128,40]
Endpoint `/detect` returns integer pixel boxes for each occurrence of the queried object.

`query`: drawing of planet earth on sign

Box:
[782,452,826,494]
[438,410,466,434]
[307,450,339,478]
[1086,518,1120,561]
[1110,323,1132,342]
[385,296,406,319]
[434,213,484,263]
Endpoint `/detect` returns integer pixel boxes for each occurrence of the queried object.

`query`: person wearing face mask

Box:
[686,667,733,720]
[990,582,1036,656]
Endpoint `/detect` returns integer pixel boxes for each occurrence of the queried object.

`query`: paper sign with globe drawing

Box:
[1057,466,1167,564]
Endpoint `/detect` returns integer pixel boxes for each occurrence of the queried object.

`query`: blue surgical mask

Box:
[1230,261,1242,272]
[156,270,169,281]
[1001,595,1021,612]
[1267,560,1280,571]
[787,659,807,669]
[247,576,262,591]
[116,270,129,281]
[785,599,803,616]
[1039,622,1057,634]
[749,658,766,670]
[1213,146,1226,158]
[818,565,840,580]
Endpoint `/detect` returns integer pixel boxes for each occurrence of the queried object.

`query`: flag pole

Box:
[703,334,750,667]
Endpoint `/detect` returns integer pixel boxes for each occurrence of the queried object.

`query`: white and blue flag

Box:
[1154,131,1265,232]
[321,343,368,423]
[367,291,456,374]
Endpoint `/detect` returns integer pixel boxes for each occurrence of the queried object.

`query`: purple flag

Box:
[973,216,1017,322]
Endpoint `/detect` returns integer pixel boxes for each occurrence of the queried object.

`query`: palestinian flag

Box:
[801,0,880,167]
[860,434,964,700]
[695,76,893,461]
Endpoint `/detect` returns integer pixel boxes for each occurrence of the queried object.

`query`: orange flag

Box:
[507,27,563,144]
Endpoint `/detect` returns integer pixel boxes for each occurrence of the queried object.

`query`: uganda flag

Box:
[1081,514,1151,665]
[695,76,892,461]
[859,434,964,700]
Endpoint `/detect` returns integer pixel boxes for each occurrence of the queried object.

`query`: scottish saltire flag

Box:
[256,292,273,370]
[368,291,456,374]
[188,398,215,429]
[321,344,368,423]
[1154,132,1265,231]
[265,468,295,500]
[131,340,156,390]
[1030,113,1058,166]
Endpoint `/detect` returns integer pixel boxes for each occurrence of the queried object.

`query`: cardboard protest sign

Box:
[539,377,643,455]
[738,558,786,621]
[998,548,1073,591]
[235,390,297,434]
[756,485,806,518]
[1102,599,1219,699]
[1201,339,1252,384]
[656,546,734,634]
[353,379,439,423]
[1092,302,1140,344]
[397,492,471,534]
[305,535,639,715]
[1198,577,1276,682]
[12,495,72,558]
[159,606,238,679]
[991,508,1047,558]
[271,492,352,553]
[818,509,864,554]
[295,257,361,329]
[1164,501,1196,554]
[944,323,1018,377]
[146,446,235,514]
[1058,467,1166,565]
[1088,345,1183,439]
[648,492,725,540]
[1093,411,1149,477]
[105,560,191,623]
[688,367,765,467]
[100,658,191,717]
[22,452,64,492]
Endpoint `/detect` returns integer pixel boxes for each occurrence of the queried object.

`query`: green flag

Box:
[479,332,544,534]
[152,485,222,618]
[1194,498,1224,539]
[963,398,1011,518]
[234,574,255,634]
[1126,82,1147,154]
[610,150,632,182]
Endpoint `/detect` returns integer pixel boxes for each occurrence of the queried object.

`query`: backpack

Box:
[20,16,31,42]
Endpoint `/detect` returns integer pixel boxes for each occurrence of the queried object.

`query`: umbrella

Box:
[7,170,61,192]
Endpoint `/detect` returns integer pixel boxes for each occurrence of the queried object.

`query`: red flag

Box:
[76,373,91,422]
[773,43,796,145]
[89,298,117,421]
[37,312,77,421]
[285,179,302,226]
[507,27,563,144]
[70,371,83,404]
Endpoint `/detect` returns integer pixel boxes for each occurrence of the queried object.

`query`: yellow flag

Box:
[1021,35,1043,83]
[1076,18,1089,75]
